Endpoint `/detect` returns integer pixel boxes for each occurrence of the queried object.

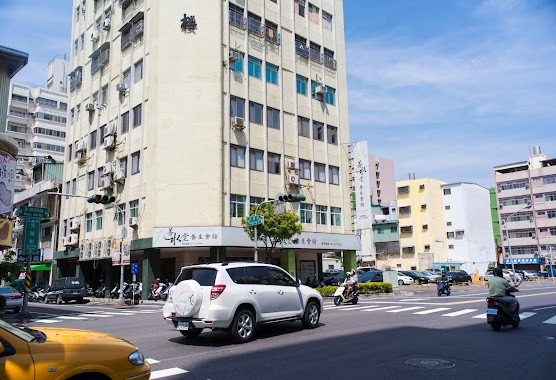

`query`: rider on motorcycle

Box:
[344,270,358,298]
[488,267,519,311]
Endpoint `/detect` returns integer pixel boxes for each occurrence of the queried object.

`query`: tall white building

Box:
[57,0,358,293]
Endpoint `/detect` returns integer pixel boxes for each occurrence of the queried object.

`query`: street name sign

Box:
[247,215,264,226]
[18,206,49,219]
[23,218,41,254]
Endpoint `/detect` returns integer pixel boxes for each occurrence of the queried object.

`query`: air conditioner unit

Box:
[104,122,116,137]
[103,135,116,150]
[104,239,112,259]
[113,170,125,183]
[103,18,111,30]
[62,236,69,246]
[76,139,86,153]
[68,233,79,246]
[129,217,138,228]
[94,241,102,258]
[287,174,300,186]
[287,161,299,170]
[85,103,95,112]
[314,85,328,95]
[91,30,100,41]
[116,83,128,93]
[69,218,80,232]
[101,176,113,189]
[102,162,113,176]
[231,116,245,130]
[229,50,241,62]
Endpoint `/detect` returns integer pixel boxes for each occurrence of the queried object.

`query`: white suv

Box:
[162,262,323,343]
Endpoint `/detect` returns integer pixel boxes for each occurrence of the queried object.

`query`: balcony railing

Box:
[229,9,245,29]
[69,66,83,92]
[91,50,109,74]
[132,19,144,40]
[121,32,132,50]
[247,18,263,37]
[323,54,337,70]
[309,47,322,63]
[295,42,309,58]
[265,26,280,44]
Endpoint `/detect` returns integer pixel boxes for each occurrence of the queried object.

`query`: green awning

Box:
[31,263,52,271]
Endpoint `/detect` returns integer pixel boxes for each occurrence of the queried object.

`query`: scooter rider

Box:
[344,269,358,298]
[488,267,519,311]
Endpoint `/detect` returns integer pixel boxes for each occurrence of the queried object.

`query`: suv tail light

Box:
[210,284,226,300]
[487,299,495,307]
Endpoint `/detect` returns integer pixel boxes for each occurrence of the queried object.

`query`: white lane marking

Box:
[399,298,429,302]
[386,306,425,313]
[339,305,380,311]
[324,305,361,310]
[413,308,451,315]
[146,358,160,364]
[56,316,89,320]
[472,314,486,319]
[32,319,62,323]
[534,306,556,311]
[520,312,536,320]
[441,309,478,317]
[98,312,137,315]
[77,313,113,318]
[542,315,556,325]
[361,306,402,312]
[150,368,189,379]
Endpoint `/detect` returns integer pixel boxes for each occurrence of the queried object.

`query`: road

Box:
[5,281,556,379]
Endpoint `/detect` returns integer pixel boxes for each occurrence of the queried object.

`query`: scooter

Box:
[161,282,173,301]
[333,283,359,305]
[486,288,520,331]
[437,280,451,296]
[110,282,120,299]
[95,284,106,298]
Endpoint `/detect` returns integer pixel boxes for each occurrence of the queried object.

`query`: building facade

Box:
[441,182,496,275]
[494,146,556,270]
[58,0,358,294]
[371,202,400,270]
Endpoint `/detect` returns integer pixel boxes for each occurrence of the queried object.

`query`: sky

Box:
[1,0,555,188]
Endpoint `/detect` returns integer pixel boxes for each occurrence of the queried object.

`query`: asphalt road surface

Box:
[7,281,556,379]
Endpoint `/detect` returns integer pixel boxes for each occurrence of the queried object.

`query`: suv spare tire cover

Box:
[172,280,203,317]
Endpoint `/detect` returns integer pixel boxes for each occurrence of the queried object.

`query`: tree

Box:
[242,203,302,263]
[0,251,24,283]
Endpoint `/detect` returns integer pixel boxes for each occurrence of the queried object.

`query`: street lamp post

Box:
[503,203,532,284]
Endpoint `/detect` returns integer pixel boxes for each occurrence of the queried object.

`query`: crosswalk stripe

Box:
[542,315,556,324]
[324,305,360,310]
[98,312,137,315]
[146,358,160,364]
[361,306,402,312]
[340,305,380,311]
[442,309,477,317]
[413,308,451,315]
[56,316,89,320]
[472,314,486,319]
[32,319,62,323]
[77,313,113,318]
[385,306,425,313]
[150,368,189,379]
[519,312,536,320]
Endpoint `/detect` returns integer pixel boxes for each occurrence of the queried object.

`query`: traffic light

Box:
[278,194,306,202]
[87,194,116,204]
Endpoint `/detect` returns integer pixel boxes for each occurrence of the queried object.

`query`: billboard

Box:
[0,150,16,215]
[352,141,372,230]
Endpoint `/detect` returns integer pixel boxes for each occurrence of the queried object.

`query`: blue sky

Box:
[1,0,555,188]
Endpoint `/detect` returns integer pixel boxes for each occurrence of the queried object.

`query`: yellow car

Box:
[0,319,150,380]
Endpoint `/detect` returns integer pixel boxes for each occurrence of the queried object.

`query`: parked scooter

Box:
[86,285,95,297]
[486,288,520,331]
[333,283,359,305]
[161,282,173,301]
[437,279,451,296]
[110,282,120,299]
[95,283,106,298]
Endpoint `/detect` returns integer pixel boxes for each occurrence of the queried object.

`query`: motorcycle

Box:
[86,285,95,297]
[437,279,451,296]
[110,282,121,299]
[95,284,106,298]
[161,282,174,301]
[148,281,164,301]
[333,283,359,305]
[486,288,520,331]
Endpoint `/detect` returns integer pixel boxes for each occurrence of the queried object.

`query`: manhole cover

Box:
[405,358,455,369]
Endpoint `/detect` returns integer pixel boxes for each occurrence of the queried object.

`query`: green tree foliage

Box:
[0,251,24,283]
[242,203,302,262]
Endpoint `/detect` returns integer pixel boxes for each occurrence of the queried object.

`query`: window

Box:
[123,69,131,88]
[443,188,451,195]
[129,199,139,218]
[331,207,341,226]
[87,171,95,191]
[447,222,452,226]
[230,194,246,218]
[296,75,308,95]
[298,116,310,137]
[422,224,428,231]
[329,166,339,185]
[267,107,280,129]
[67,144,73,161]
[313,121,324,141]
[100,125,106,143]
[249,102,263,124]
[268,267,296,286]
[230,96,245,118]
[85,213,93,232]
[421,204,427,210]
[295,0,305,17]
[229,4,244,28]
[248,56,262,79]
[72,179,76,195]
[117,203,126,226]
[268,152,281,174]
[230,145,246,168]
[299,159,311,179]
[376,228,383,234]
[229,50,244,72]
[445,205,451,210]
[64,182,70,198]
[327,125,337,144]
[447,232,455,239]
[74,39,78,55]
[250,196,265,209]
[316,205,327,225]
[325,87,335,105]
[315,163,326,182]
[119,157,128,178]
[266,63,278,85]
[70,108,75,124]
[456,230,464,239]
[131,151,140,174]
[121,111,129,134]
[448,245,454,249]
[95,210,103,230]
[76,104,81,121]
[101,85,108,104]
[309,4,319,24]
[300,203,313,223]
[134,60,143,83]
[398,186,410,194]
[97,168,103,187]
[133,104,142,127]
[80,33,85,51]
[323,11,333,31]
[391,226,397,233]
[249,149,264,171]
[90,130,97,149]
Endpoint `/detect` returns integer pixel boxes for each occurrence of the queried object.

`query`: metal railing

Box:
[295,42,309,58]
[229,9,245,29]
[309,47,322,63]
[323,54,337,70]
[132,19,144,40]
[265,26,280,44]
[247,17,263,36]
[121,32,132,50]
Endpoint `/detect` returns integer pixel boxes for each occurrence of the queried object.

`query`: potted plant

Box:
[0,295,6,318]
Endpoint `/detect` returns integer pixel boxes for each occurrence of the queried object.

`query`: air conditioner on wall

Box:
[287,161,298,170]
[104,239,112,258]
[102,176,113,189]
[231,116,245,130]
[287,174,300,186]
[116,83,128,93]
[314,85,328,95]
[229,50,241,62]
[113,170,125,183]
[103,162,113,176]
[85,103,95,112]
[129,217,138,228]
[103,135,116,150]
[104,122,116,137]
[68,234,79,246]
[76,139,86,153]
[69,218,80,232]
[62,236,69,246]
[91,30,100,41]
[103,18,111,30]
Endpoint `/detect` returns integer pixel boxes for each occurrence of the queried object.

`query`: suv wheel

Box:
[302,300,320,329]
[179,328,203,338]
[230,309,255,343]
[56,295,62,304]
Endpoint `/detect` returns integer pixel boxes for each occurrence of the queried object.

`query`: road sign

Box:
[131,262,138,274]
[18,206,49,219]
[274,205,284,215]
[247,215,264,226]
[23,217,41,254]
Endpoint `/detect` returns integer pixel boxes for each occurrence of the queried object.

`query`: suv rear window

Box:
[65,278,84,288]
[176,268,217,286]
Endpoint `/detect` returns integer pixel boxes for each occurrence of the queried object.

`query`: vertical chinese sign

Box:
[352,141,372,230]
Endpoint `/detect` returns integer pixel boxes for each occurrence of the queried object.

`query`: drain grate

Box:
[405,358,456,369]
